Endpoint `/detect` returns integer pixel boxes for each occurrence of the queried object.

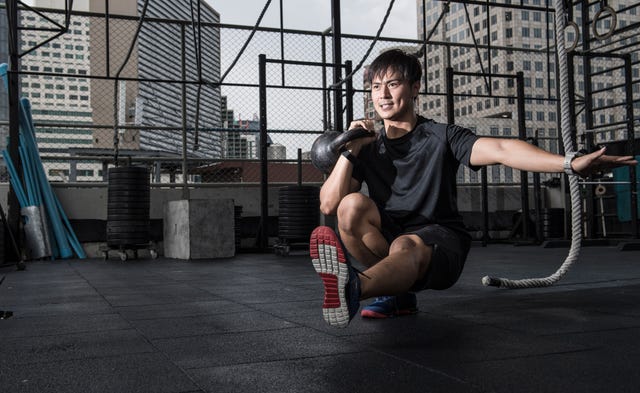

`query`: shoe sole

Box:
[310,226,350,328]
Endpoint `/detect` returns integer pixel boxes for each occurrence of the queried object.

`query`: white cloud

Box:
[342,0,417,38]
[209,0,417,39]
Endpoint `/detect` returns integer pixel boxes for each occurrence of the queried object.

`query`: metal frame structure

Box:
[2,0,639,252]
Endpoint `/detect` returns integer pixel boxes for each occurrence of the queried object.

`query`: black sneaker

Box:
[310,226,361,328]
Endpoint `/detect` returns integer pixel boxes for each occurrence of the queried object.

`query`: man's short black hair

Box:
[366,49,422,85]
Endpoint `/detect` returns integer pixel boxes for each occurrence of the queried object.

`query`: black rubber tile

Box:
[152,326,365,369]
[128,309,297,339]
[69,262,181,288]
[344,313,588,365]
[0,353,200,393]
[543,325,640,353]
[4,299,113,318]
[521,284,640,318]
[1,272,85,288]
[222,260,314,281]
[99,283,217,307]
[0,282,101,306]
[178,268,274,286]
[0,313,131,338]
[255,298,323,319]
[1,246,638,393]
[467,246,640,287]
[115,299,252,321]
[191,279,297,296]
[151,264,256,282]
[283,306,442,337]
[443,347,640,393]
[443,291,640,335]
[211,285,320,305]
[0,329,154,366]
[188,352,483,393]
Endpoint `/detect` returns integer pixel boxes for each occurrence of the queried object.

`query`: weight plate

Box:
[107,200,149,208]
[108,166,148,175]
[107,184,151,192]
[107,208,150,215]
[107,215,150,221]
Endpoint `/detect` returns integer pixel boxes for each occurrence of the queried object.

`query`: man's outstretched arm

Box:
[469,137,637,176]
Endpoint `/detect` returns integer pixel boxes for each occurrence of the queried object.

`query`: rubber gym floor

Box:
[1,242,639,393]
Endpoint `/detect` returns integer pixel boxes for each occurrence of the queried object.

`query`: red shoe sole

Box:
[310,226,350,328]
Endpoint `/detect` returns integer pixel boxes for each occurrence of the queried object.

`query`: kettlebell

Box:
[310,127,373,174]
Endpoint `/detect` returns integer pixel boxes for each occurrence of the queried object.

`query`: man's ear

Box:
[412,81,420,98]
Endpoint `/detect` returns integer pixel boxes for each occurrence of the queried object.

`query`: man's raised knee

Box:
[337,193,372,231]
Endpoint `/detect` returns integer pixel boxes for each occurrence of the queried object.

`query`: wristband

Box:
[563,150,586,176]
[341,150,358,165]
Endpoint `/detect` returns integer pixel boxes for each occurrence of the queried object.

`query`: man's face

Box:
[370,69,418,122]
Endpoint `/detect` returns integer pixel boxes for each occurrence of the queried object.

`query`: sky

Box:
[205,1,420,156]
[207,0,418,39]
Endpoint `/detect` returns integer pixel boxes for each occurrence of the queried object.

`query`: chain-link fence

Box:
[2,2,639,192]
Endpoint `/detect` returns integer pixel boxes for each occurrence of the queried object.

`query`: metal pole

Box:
[516,72,530,240]
[180,25,189,199]
[6,0,22,246]
[623,54,638,238]
[581,2,596,239]
[105,0,110,76]
[258,54,269,250]
[279,0,285,85]
[331,0,343,131]
[446,67,454,123]
[345,60,353,125]
[421,0,428,94]
[297,148,302,187]
[531,132,543,243]
[321,31,330,130]
[481,167,489,247]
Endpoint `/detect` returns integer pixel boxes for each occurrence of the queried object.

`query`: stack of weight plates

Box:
[107,166,150,247]
[278,185,320,243]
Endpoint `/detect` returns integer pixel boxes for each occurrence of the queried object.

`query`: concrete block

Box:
[164,199,235,259]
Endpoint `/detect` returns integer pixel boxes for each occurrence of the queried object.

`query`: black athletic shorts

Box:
[377,207,471,291]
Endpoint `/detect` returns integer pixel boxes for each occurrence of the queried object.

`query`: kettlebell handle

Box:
[329,127,373,152]
[310,127,374,173]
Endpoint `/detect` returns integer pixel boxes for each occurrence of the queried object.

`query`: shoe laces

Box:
[372,295,395,303]
[350,265,371,280]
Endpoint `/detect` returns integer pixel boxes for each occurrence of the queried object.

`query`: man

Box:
[310,49,637,328]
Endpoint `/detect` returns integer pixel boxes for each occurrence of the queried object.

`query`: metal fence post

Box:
[258,54,269,250]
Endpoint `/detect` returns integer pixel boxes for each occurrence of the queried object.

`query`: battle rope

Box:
[219,0,272,85]
[188,0,203,150]
[481,0,583,288]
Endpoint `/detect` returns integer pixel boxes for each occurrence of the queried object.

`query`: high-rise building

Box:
[19,0,94,180]
[16,0,222,180]
[88,0,222,158]
[134,0,222,158]
[417,0,639,183]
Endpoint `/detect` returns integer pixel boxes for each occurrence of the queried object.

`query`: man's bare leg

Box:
[336,192,389,267]
[335,193,433,299]
[358,235,433,299]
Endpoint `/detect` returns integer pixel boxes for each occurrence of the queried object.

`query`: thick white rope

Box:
[482,0,582,288]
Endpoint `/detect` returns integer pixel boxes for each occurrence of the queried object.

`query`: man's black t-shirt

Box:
[352,116,479,233]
